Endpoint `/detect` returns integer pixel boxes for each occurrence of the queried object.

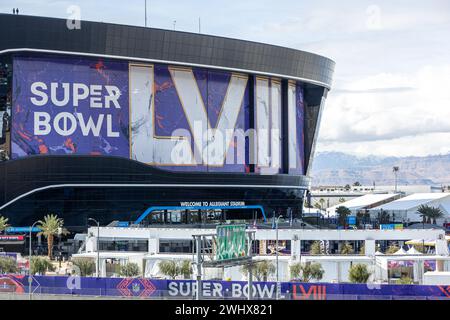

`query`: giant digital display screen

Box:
[12,55,129,158]
[11,54,305,175]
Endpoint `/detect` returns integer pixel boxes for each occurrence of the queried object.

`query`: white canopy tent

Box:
[407,247,423,255]
[326,193,400,217]
[393,248,407,255]
[370,193,450,224]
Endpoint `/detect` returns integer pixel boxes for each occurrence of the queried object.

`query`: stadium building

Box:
[0,14,334,232]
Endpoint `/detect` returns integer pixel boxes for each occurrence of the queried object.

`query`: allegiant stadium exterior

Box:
[0,14,334,231]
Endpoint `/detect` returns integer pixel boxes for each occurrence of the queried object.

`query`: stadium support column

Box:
[281,79,289,174]
[248,75,255,173]
[247,232,253,300]
[195,235,202,300]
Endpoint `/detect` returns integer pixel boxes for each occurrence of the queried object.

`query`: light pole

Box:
[88,218,100,277]
[28,221,39,300]
[393,166,399,192]
[275,215,283,300]
[144,0,147,27]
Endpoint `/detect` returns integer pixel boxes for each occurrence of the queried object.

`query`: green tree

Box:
[0,257,18,274]
[241,260,275,282]
[348,264,371,283]
[179,260,193,279]
[340,242,354,254]
[290,262,324,282]
[37,214,69,260]
[72,258,96,276]
[339,197,346,203]
[30,256,55,275]
[353,181,361,186]
[119,262,140,277]
[0,216,9,233]
[336,206,351,227]
[158,260,179,279]
[310,241,323,255]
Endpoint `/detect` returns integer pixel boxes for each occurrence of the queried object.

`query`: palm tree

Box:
[417,204,431,223]
[0,216,9,234]
[429,207,444,225]
[417,205,443,224]
[37,214,68,260]
[336,206,351,228]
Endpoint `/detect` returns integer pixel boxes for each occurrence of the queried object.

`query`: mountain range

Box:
[310,151,450,186]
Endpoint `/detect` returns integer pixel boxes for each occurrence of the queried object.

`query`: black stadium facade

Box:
[0,14,334,231]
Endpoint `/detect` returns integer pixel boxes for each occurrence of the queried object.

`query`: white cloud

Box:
[1,0,450,158]
[317,64,450,156]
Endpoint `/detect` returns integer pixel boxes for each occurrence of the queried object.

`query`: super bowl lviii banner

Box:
[11,54,305,175]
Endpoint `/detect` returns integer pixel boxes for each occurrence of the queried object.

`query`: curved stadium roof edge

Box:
[0,13,335,89]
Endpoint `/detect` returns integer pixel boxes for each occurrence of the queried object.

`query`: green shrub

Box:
[179,260,193,279]
[310,241,323,255]
[159,260,179,279]
[119,262,141,277]
[241,260,276,282]
[290,262,324,282]
[340,242,354,254]
[398,276,413,284]
[30,256,55,275]
[71,257,96,276]
[0,257,18,274]
[348,264,371,283]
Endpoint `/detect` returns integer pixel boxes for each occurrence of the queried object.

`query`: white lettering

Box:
[72,83,89,107]
[106,114,119,137]
[34,112,51,135]
[76,113,104,136]
[104,85,121,109]
[30,82,48,106]
[54,112,77,136]
[89,84,103,108]
[50,83,70,107]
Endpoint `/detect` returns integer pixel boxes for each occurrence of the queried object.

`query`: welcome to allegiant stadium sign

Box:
[11,55,306,174]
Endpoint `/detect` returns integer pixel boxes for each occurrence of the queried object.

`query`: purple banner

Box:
[1,275,449,300]
[11,55,129,158]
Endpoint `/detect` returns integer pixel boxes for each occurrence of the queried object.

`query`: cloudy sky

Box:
[2,0,450,157]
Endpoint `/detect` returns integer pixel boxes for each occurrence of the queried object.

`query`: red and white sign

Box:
[0,235,25,241]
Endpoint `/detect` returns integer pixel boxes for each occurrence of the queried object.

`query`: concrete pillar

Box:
[365,240,376,256]
[86,236,96,253]
[436,239,449,255]
[437,260,444,272]
[259,240,267,255]
[148,238,159,254]
[291,237,300,261]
